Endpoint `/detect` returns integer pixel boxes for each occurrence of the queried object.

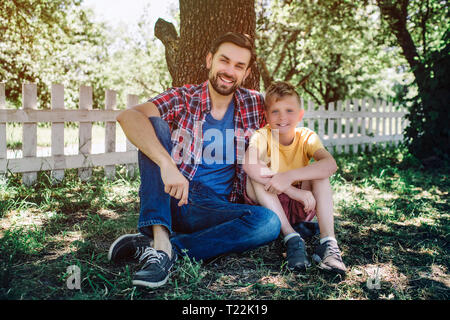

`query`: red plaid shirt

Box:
[149,81,266,203]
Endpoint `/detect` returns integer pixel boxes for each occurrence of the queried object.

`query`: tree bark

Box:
[155,0,260,90]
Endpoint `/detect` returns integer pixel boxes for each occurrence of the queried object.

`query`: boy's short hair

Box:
[264,81,302,110]
[209,32,256,69]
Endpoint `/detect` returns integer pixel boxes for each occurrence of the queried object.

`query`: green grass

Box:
[0,146,448,300]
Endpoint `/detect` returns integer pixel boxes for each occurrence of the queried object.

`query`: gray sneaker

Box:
[108,233,152,263]
[285,235,311,272]
[312,240,346,276]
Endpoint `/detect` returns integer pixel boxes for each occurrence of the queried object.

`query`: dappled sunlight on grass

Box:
[0,209,49,230]
[0,147,448,299]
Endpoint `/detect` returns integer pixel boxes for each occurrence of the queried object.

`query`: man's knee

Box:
[148,117,172,151]
[249,206,281,242]
[137,117,172,178]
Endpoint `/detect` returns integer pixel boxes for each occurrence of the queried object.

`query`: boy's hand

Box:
[160,161,189,206]
[264,171,293,194]
[284,186,316,216]
[295,189,316,215]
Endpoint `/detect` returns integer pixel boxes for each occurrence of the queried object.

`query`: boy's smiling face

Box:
[265,95,305,140]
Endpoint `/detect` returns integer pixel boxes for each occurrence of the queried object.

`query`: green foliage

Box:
[99,7,172,109]
[404,32,450,160]
[0,0,108,109]
[256,0,406,104]
[379,0,450,160]
[1,1,171,111]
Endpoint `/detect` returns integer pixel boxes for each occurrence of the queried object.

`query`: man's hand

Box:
[160,161,189,206]
[264,171,294,194]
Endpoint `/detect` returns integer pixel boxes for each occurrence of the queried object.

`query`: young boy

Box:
[243,81,346,275]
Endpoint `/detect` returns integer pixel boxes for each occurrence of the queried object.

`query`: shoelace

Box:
[133,246,147,259]
[138,247,164,265]
[325,245,342,260]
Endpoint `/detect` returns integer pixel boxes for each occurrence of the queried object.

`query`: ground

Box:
[0,146,448,300]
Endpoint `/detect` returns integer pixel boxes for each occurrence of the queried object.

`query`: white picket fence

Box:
[0,83,408,185]
[299,98,408,154]
[0,83,138,185]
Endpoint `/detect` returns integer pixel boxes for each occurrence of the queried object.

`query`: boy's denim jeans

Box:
[137,117,281,261]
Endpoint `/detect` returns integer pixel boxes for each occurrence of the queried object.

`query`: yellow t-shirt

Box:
[248,125,325,174]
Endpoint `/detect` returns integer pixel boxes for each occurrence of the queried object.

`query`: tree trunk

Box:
[155,0,260,90]
[377,0,427,90]
[377,0,450,159]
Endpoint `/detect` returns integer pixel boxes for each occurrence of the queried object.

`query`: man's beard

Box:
[209,71,240,96]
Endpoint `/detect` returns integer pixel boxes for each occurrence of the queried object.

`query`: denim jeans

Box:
[137,117,281,261]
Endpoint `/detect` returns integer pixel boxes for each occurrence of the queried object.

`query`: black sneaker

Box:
[312,240,346,276]
[108,233,152,263]
[293,221,320,239]
[285,235,311,272]
[132,248,177,288]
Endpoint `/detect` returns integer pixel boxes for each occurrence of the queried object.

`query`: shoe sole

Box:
[287,261,311,272]
[132,274,170,288]
[312,254,346,276]
[288,266,308,272]
[108,233,140,262]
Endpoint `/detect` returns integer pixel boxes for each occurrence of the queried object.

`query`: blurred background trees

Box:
[1,0,448,159]
[0,0,170,110]
[1,0,107,109]
[256,0,402,106]
[376,0,449,160]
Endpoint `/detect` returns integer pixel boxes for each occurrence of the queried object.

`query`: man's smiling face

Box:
[206,42,252,96]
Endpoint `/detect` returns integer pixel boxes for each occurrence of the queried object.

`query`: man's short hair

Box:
[264,81,302,110]
[209,32,256,69]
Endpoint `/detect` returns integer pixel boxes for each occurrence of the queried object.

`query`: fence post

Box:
[104,89,117,180]
[381,100,387,149]
[395,103,401,146]
[353,99,358,154]
[78,85,93,181]
[318,103,324,144]
[0,83,6,169]
[126,94,139,178]
[22,83,38,186]
[367,98,374,152]
[347,99,358,154]
[51,84,65,183]
[389,101,394,147]
[344,100,350,154]
[328,101,335,154]
[374,99,379,149]
[361,98,367,153]
[336,100,342,154]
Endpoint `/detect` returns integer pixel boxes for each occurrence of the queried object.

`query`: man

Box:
[109,32,281,288]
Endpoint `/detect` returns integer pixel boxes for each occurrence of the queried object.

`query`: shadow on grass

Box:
[0,167,142,299]
[1,147,449,300]
[338,212,449,300]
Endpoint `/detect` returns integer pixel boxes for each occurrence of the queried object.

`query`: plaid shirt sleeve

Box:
[148,87,182,129]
